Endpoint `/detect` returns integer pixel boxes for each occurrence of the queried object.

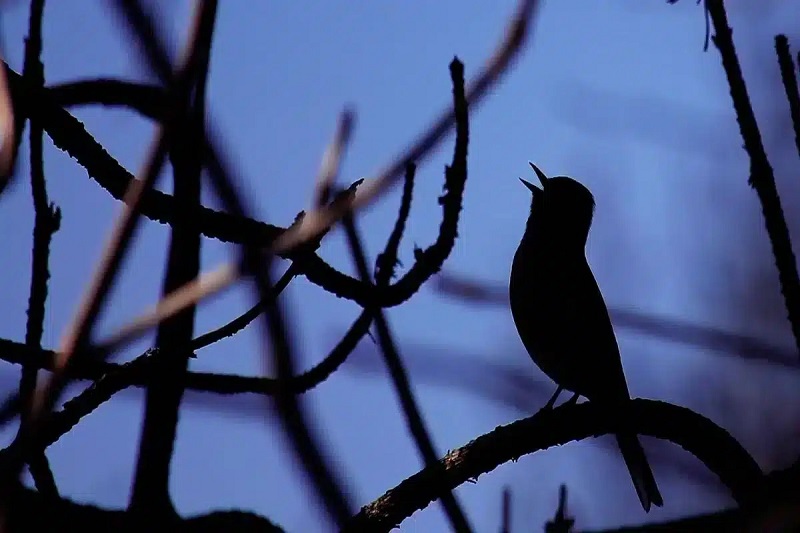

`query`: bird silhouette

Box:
[509,162,663,512]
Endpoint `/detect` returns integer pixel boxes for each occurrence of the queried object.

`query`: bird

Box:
[509,162,663,512]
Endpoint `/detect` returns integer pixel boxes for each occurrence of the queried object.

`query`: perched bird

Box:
[509,163,663,512]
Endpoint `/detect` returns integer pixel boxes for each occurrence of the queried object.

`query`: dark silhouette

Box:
[509,163,663,512]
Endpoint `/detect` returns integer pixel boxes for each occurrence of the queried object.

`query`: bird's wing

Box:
[566,260,631,402]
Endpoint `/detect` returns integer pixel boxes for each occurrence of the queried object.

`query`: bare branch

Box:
[344,399,763,532]
[775,35,800,165]
[707,0,800,359]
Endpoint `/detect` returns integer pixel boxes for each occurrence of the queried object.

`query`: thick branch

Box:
[4,482,284,532]
[344,399,763,532]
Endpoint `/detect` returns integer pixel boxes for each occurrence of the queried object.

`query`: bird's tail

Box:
[615,432,663,512]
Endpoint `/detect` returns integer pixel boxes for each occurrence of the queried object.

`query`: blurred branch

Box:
[3,483,286,532]
[188,180,363,352]
[273,0,540,253]
[10,0,539,310]
[0,309,371,399]
[0,400,778,532]
[707,0,800,359]
[10,61,485,310]
[0,50,17,194]
[0,0,218,500]
[339,58,473,533]
[91,180,358,358]
[434,271,799,369]
[544,485,574,533]
[775,35,800,164]
[345,338,747,491]
[589,461,800,532]
[499,487,511,533]
[49,78,162,118]
[16,0,59,498]
[344,399,763,532]
[128,0,217,518]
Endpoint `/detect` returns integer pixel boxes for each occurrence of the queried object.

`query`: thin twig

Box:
[0,306,370,411]
[94,179,363,358]
[313,109,355,207]
[775,35,800,164]
[190,265,296,350]
[17,0,59,499]
[338,59,473,533]
[374,163,415,286]
[92,263,239,355]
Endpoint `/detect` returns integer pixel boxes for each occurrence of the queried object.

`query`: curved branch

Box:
[4,482,285,532]
[49,79,162,118]
[0,310,370,399]
[343,399,764,532]
[12,64,470,310]
[374,163,415,285]
[303,55,470,307]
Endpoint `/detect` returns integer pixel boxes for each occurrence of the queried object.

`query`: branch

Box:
[0,321,370,400]
[17,0,59,498]
[129,0,217,517]
[707,0,800,359]
[338,58,473,532]
[775,35,800,165]
[109,0,355,523]
[433,271,800,369]
[3,482,285,532]
[374,163,415,286]
[0,1,224,500]
[344,399,763,532]
[49,78,162,118]
[21,1,536,309]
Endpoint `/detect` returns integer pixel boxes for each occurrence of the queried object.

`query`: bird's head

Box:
[519,162,596,247]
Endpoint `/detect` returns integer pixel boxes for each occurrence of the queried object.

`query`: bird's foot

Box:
[544,386,563,410]
[564,393,580,406]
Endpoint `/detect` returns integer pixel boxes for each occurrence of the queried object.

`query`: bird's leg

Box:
[544,385,563,410]
[564,392,580,406]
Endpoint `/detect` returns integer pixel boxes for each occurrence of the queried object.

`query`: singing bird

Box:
[509,163,663,512]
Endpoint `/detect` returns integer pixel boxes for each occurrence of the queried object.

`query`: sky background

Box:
[1,1,800,531]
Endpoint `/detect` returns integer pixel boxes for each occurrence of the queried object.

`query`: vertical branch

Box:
[775,36,800,163]
[338,59,473,533]
[707,0,800,358]
[499,487,511,533]
[18,0,59,498]
[127,2,216,518]
[0,5,218,521]
[341,216,473,533]
[111,1,355,525]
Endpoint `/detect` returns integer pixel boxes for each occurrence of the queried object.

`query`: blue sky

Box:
[1,1,800,531]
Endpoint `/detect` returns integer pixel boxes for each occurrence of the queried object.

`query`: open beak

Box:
[528,162,548,187]
[518,178,540,193]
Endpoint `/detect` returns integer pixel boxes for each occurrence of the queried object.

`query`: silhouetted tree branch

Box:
[16,0,59,498]
[706,0,800,359]
[343,399,762,531]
